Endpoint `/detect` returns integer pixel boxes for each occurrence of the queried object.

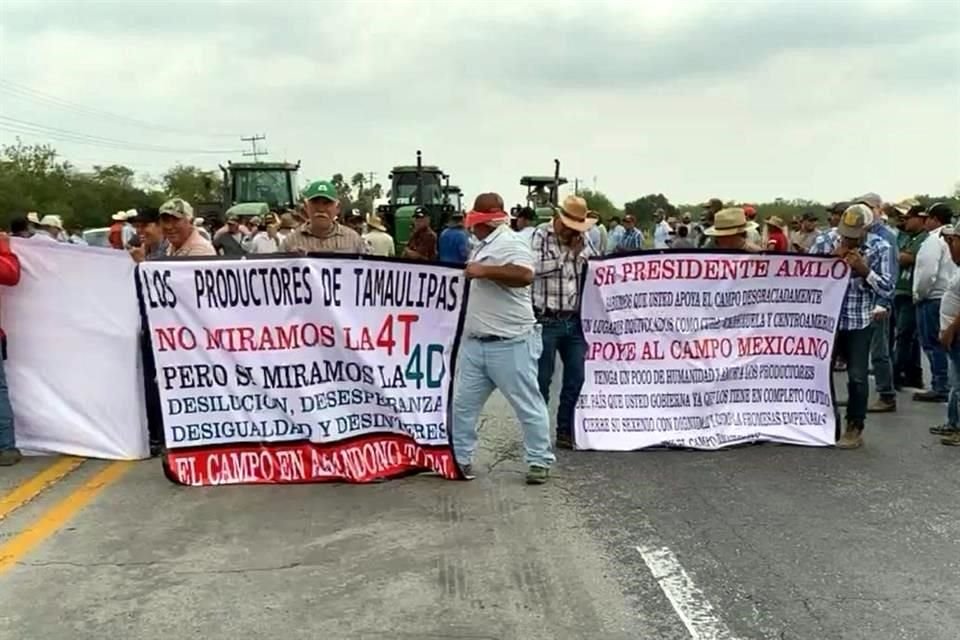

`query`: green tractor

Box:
[518,159,567,225]
[218,160,301,213]
[377,150,455,253]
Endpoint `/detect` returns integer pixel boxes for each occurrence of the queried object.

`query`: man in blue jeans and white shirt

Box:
[931,211,960,446]
[912,202,956,402]
[451,193,554,485]
[810,204,894,449]
[531,195,597,449]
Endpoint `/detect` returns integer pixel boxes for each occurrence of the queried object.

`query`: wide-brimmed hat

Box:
[765,215,786,230]
[557,195,596,232]
[27,212,40,224]
[705,208,747,237]
[366,213,387,232]
[39,214,64,230]
[112,210,129,222]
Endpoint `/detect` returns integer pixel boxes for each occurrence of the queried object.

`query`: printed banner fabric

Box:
[138,256,467,485]
[575,252,847,450]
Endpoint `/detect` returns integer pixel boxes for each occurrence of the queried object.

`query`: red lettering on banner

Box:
[166,437,458,486]
[204,324,336,352]
[587,341,636,361]
[737,335,831,360]
[775,259,837,279]
[155,326,197,351]
[618,258,770,283]
[670,338,733,360]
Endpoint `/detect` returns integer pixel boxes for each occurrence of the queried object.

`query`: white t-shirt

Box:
[940,271,960,332]
[248,232,279,254]
[463,224,536,340]
[653,220,672,249]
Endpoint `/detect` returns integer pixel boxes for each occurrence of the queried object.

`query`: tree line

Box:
[1,140,956,231]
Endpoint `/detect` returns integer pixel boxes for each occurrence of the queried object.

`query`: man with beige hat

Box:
[34,215,65,243]
[159,198,216,257]
[531,195,597,449]
[703,208,762,251]
[363,213,395,257]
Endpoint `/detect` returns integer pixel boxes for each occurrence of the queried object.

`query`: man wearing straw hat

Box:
[363,212,395,257]
[703,208,762,252]
[531,194,597,449]
[450,193,554,485]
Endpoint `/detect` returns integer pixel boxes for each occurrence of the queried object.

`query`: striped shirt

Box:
[281,223,367,254]
[808,230,894,331]
[531,223,596,313]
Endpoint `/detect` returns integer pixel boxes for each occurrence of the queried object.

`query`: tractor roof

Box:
[521,176,568,187]
[227,161,299,171]
[443,185,462,193]
[391,165,443,174]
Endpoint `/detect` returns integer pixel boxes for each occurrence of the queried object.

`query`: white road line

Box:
[636,545,743,640]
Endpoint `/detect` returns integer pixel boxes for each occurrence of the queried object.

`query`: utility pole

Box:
[574,178,580,195]
[241,134,267,162]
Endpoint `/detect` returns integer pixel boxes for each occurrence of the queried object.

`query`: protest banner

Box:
[575,251,847,450]
[138,256,467,485]
[1,240,149,459]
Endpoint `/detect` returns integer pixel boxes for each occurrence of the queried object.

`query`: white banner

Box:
[139,256,466,485]
[1,240,149,459]
[575,252,847,450]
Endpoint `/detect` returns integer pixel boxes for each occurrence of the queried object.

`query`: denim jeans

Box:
[916,298,949,394]
[834,327,873,428]
[870,314,896,401]
[893,295,923,387]
[0,357,16,451]
[946,343,960,431]
[537,316,587,437]
[451,328,555,468]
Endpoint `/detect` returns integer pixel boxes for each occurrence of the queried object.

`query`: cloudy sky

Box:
[1,0,958,207]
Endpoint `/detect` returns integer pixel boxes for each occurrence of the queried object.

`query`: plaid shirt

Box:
[618,227,644,252]
[281,223,367,254]
[531,223,596,313]
[809,230,894,331]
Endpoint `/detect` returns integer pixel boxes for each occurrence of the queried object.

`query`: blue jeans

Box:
[537,316,587,437]
[947,344,960,431]
[0,357,16,451]
[834,327,873,427]
[451,328,555,468]
[870,314,896,401]
[917,299,949,394]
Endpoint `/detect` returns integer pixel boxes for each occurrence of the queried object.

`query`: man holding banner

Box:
[531,195,596,450]
[810,204,894,449]
[0,232,21,466]
[451,193,554,485]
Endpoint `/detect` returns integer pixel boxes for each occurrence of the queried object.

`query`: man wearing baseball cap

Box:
[451,193,554,485]
[809,204,894,449]
[531,195,597,450]
[281,180,366,254]
[912,202,956,402]
[893,203,928,390]
[159,198,215,257]
[932,216,960,446]
[402,207,437,261]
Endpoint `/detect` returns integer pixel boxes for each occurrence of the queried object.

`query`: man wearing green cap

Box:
[281,180,366,254]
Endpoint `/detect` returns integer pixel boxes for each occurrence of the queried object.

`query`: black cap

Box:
[129,207,160,224]
[517,207,537,221]
[413,207,427,218]
[802,211,819,221]
[927,202,954,223]
[904,204,926,217]
[824,202,849,215]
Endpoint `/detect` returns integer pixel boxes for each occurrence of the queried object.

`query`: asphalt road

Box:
[0,374,957,640]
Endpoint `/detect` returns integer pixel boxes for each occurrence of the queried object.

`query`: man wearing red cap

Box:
[451,193,554,485]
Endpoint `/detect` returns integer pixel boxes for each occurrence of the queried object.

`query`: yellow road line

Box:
[0,461,133,576]
[0,457,85,522]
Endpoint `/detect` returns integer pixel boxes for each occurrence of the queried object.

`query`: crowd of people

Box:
[0,182,956,483]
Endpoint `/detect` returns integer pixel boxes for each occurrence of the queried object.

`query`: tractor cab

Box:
[442,185,464,214]
[377,151,455,252]
[220,161,300,213]
[517,159,567,225]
